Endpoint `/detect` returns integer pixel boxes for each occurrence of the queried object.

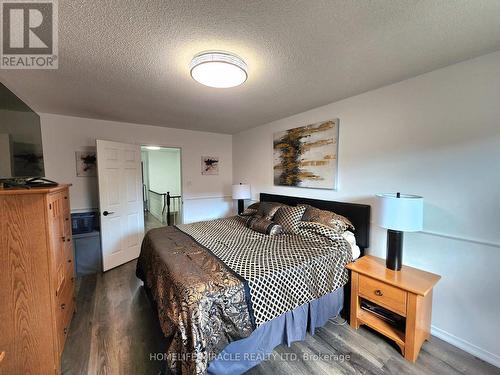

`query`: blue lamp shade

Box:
[376,193,423,232]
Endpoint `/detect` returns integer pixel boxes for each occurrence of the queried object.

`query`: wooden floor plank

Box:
[62,261,499,375]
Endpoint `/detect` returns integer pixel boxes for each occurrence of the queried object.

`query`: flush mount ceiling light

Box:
[190,51,248,88]
[144,146,161,150]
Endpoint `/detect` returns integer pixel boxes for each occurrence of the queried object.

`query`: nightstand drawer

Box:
[359,275,407,316]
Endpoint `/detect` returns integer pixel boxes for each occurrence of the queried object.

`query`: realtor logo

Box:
[1,0,58,69]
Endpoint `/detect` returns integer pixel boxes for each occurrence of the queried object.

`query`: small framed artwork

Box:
[273,119,339,190]
[201,156,219,175]
[76,151,97,177]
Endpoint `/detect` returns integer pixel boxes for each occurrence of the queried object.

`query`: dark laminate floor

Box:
[62,261,499,375]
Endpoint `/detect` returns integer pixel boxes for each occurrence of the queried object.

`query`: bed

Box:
[136,193,370,375]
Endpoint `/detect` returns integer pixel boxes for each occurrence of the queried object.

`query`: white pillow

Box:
[342,231,360,260]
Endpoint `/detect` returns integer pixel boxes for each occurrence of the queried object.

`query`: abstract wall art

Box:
[273,119,339,189]
[201,156,219,175]
[75,151,97,177]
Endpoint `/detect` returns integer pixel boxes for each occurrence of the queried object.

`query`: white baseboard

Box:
[431,325,500,368]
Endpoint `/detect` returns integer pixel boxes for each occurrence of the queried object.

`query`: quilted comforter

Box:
[136,216,352,374]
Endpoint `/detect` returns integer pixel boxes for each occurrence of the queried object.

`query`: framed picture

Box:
[201,156,219,175]
[76,151,97,177]
[273,119,339,189]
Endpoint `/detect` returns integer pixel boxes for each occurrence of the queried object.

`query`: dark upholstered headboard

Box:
[260,193,371,252]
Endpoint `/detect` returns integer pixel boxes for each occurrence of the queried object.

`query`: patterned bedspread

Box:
[177,216,352,326]
[137,216,352,375]
[136,226,253,375]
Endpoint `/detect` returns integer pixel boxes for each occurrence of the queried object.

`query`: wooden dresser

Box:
[0,185,75,375]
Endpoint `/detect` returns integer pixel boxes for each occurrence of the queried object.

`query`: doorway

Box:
[141,146,182,231]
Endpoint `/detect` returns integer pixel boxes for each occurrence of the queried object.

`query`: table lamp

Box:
[232,183,251,215]
[376,193,423,271]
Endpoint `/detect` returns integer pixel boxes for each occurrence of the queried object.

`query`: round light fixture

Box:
[190,51,248,88]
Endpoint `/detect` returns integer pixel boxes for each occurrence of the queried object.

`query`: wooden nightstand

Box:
[346,255,441,362]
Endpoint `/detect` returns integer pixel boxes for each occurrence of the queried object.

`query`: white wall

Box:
[233,51,500,366]
[146,148,181,196]
[41,113,235,223]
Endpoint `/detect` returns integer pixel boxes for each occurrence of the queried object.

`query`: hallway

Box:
[144,211,164,232]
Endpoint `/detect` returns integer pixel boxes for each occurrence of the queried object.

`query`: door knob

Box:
[103,211,114,216]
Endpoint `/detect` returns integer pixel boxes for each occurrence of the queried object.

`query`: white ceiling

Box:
[1,0,500,134]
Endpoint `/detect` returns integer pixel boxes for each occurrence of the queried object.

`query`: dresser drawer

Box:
[56,277,74,320]
[64,239,74,266]
[55,278,75,354]
[56,314,71,356]
[63,214,71,237]
[358,275,407,316]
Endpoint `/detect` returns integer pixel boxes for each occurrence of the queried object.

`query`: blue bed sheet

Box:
[207,287,344,375]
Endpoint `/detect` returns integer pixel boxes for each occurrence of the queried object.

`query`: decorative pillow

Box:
[240,208,258,217]
[298,221,344,240]
[297,222,354,261]
[239,202,260,217]
[273,205,307,234]
[343,230,360,260]
[256,202,285,220]
[247,202,260,210]
[299,204,354,233]
[246,217,282,235]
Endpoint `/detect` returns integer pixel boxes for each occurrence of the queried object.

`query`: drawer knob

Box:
[375,289,384,296]
[61,236,65,242]
[61,303,66,310]
[63,328,67,335]
[68,259,72,263]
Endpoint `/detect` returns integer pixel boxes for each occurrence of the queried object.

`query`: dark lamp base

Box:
[237,199,244,215]
[386,230,403,271]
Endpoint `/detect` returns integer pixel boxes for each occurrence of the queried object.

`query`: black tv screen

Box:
[0,83,44,179]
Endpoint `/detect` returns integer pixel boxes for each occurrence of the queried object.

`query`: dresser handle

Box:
[61,236,66,242]
[375,289,383,296]
[68,259,72,263]
[63,328,67,335]
[67,238,71,242]
[61,303,66,310]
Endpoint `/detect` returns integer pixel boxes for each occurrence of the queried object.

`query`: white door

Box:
[97,140,145,271]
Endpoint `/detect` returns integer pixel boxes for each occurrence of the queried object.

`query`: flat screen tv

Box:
[0,82,45,179]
